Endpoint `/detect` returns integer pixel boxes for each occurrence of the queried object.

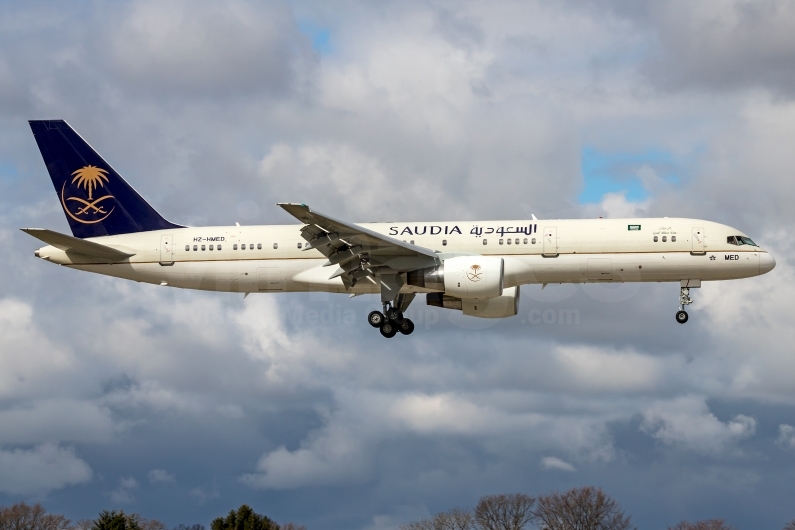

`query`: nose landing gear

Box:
[676,286,693,324]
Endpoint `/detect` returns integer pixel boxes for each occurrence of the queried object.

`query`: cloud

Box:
[0,443,92,495]
[633,0,795,97]
[2,0,795,528]
[540,456,576,472]
[105,0,314,97]
[110,476,139,504]
[777,424,795,450]
[148,469,176,484]
[640,396,756,454]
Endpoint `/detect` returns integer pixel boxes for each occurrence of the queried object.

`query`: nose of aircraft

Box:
[760,252,776,275]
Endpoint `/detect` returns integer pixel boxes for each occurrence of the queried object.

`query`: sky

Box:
[0,0,794,528]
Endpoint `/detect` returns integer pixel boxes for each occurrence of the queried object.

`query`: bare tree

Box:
[667,521,735,530]
[784,521,795,530]
[279,525,307,530]
[474,494,535,530]
[134,517,166,530]
[0,503,71,530]
[400,508,474,530]
[533,486,634,530]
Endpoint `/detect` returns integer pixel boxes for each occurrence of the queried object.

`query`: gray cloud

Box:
[1,0,795,529]
[0,444,92,495]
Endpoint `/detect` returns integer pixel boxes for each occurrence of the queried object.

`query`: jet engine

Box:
[407,255,504,299]
[427,286,520,318]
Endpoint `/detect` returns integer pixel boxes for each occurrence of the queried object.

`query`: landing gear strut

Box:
[676,286,693,324]
[369,280,416,338]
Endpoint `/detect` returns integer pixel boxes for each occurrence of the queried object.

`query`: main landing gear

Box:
[676,286,693,324]
[368,293,415,338]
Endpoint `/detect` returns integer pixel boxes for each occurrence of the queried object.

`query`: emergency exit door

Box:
[159,235,174,265]
[543,227,558,256]
[692,227,705,254]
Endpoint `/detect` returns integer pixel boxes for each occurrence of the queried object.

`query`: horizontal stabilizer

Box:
[21,228,135,262]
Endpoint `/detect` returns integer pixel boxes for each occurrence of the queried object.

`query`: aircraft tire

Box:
[386,308,403,321]
[380,321,397,338]
[368,310,385,328]
[398,318,415,335]
[676,310,689,324]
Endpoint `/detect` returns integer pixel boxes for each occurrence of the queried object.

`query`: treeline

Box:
[0,504,305,530]
[3,491,795,530]
[399,486,795,530]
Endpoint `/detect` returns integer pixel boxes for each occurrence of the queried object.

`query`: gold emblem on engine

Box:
[60,165,116,224]
[466,264,483,282]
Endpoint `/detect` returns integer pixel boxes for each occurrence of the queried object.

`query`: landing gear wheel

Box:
[676,310,689,324]
[380,321,397,338]
[368,310,385,328]
[386,308,403,322]
[398,318,415,335]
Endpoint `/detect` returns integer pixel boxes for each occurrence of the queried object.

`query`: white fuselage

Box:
[33,217,773,296]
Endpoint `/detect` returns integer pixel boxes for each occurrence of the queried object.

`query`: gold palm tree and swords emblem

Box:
[466,264,483,282]
[60,165,116,224]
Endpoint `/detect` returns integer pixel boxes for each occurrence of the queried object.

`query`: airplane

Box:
[22,120,776,338]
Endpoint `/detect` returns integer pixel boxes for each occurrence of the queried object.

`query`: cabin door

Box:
[543,227,558,256]
[257,267,283,291]
[691,227,706,254]
[159,235,174,265]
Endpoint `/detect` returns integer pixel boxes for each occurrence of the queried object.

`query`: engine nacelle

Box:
[427,286,520,318]
[407,255,503,299]
[443,255,504,299]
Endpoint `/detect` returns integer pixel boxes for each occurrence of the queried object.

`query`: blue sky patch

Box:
[579,147,683,204]
[0,160,19,183]
[298,21,332,55]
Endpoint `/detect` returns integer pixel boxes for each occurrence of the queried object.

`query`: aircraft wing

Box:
[21,228,135,263]
[278,203,439,289]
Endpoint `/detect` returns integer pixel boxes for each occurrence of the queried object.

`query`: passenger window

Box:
[507,238,512,245]
[241,244,246,250]
[483,239,488,245]
[233,244,238,250]
[209,244,214,250]
[250,244,254,250]
[515,238,520,245]
[499,239,504,245]
[257,243,262,250]
[410,240,414,245]
[671,236,676,242]
[273,243,278,249]
[217,244,222,250]
[662,236,667,242]
[653,236,658,242]
[201,245,206,251]
[523,238,528,244]
[193,245,198,251]
[442,239,447,246]
[185,245,190,251]
[531,238,536,244]
[297,242,302,249]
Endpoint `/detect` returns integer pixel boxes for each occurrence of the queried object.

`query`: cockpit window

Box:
[730,235,757,246]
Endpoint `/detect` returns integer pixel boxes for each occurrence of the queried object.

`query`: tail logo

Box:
[466,264,483,282]
[60,165,116,224]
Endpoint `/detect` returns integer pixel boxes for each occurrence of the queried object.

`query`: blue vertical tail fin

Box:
[29,120,183,238]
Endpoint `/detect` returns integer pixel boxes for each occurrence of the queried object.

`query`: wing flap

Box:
[277,203,438,290]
